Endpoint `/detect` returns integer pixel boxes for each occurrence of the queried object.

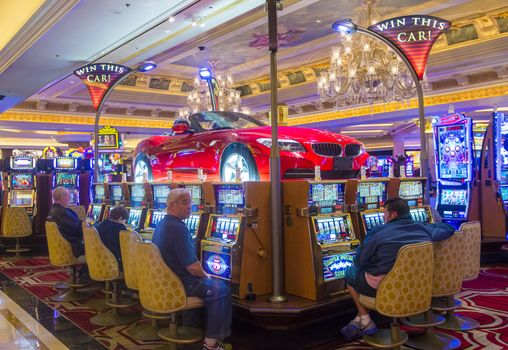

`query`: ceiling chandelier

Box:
[317,0,418,108]
[184,59,243,115]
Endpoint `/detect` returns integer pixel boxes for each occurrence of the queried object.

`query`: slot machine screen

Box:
[10,157,35,170]
[10,190,33,207]
[149,210,166,228]
[410,207,429,223]
[309,183,345,213]
[111,185,123,201]
[215,185,244,215]
[90,205,102,221]
[500,186,508,205]
[362,212,385,231]
[313,216,353,245]
[54,157,76,169]
[127,209,142,227]
[183,185,202,210]
[436,124,469,180]
[322,252,355,282]
[202,251,231,280]
[94,185,105,203]
[183,214,200,237]
[357,182,386,211]
[153,185,170,209]
[130,184,145,207]
[399,181,423,206]
[440,189,468,206]
[11,174,33,189]
[209,216,240,242]
[56,172,77,186]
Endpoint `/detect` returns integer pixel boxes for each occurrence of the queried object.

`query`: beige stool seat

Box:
[358,241,434,349]
[69,205,86,220]
[135,241,204,350]
[83,225,139,326]
[2,207,32,258]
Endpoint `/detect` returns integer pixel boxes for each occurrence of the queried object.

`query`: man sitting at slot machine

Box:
[94,206,129,271]
[340,196,455,340]
[48,186,84,257]
[152,188,232,350]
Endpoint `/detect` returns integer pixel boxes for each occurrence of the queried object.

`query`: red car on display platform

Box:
[133,111,369,182]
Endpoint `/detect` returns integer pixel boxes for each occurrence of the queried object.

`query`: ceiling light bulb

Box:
[168,16,175,22]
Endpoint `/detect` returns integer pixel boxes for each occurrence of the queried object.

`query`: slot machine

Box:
[53,157,79,205]
[283,180,359,301]
[179,183,211,245]
[200,182,272,299]
[398,178,434,224]
[103,182,127,220]
[480,112,508,239]
[5,156,37,216]
[125,183,148,232]
[87,183,107,224]
[433,113,473,229]
[141,183,171,240]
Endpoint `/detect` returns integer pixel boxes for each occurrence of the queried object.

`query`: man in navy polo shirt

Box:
[152,188,232,350]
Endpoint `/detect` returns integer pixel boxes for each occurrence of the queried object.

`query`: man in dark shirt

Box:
[340,196,455,340]
[152,188,232,350]
[47,186,84,257]
[94,206,128,271]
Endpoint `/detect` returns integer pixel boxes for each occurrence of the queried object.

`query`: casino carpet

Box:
[1,257,508,350]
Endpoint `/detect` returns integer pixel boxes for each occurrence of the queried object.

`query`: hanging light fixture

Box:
[184,59,242,114]
[317,0,421,108]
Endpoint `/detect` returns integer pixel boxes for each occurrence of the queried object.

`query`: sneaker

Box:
[358,319,377,337]
[202,341,232,350]
[340,319,377,341]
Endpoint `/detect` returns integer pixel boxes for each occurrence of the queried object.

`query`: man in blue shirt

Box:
[94,206,128,271]
[340,196,455,340]
[152,188,232,350]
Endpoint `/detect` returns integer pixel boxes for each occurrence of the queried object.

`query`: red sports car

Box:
[133,111,369,182]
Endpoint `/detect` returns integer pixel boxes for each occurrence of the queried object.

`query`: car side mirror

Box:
[172,123,190,134]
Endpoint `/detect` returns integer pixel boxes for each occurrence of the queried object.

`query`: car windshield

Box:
[188,111,265,132]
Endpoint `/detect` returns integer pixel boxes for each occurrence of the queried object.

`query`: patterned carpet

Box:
[1,257,508,349]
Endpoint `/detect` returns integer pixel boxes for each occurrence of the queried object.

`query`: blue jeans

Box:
[184,278,232,340]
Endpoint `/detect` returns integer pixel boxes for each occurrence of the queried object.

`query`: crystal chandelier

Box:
[185,59,242,114]
[317,0,418,108]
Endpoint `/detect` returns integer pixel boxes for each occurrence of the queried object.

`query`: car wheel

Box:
[134,153,153,183]
[220,144,259,182]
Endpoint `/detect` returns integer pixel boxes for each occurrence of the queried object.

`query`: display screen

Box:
[94,185,105,202]
[183,185,202,206]
[362,212,385,231]
[11,174,33,189]
[148,210,165,228]
[153,185,170,209]
[500,186,508,204]
[89,205,102,221]
[215,185,244,215]
[130,184,145,207]
[309,183,345,212]
[399,181,423,199]
[56,172,77,186]
[313,216,353,245]
[209,216,240,242]
[357,182,386,211]
[10,157,35,170]
[202,250,231,281]
[54,157,76,169]
[111,185,123,201]
[183,214,200,238]
[323,252,355,282]
[440,189,468,206]
[410,207,430,223]
[436,124,470,179]
[127,209,142,227]
[10,190,33,207]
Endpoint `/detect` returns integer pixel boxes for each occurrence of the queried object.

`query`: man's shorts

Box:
[345,265,377,297]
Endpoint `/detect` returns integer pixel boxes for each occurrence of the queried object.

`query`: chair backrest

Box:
[1,207,32,238]
[432,231,465,297]
[119,230,142,290]
[459,221,481,281]
[376,241,434,317]
[69,205,86,220]
[83,225,119,281]
[45,221,76,267]
[135,241,187,314]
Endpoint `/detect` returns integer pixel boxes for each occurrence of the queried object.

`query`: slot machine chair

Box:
[1,206,32,258]
[436,222,481,331]
[358,242,434,349]
[45,221,90,301]
[402,232,464,350]
[135,241,204,349]
[120,230,168,341]
[69,205,86,220]
[83,226,139,326]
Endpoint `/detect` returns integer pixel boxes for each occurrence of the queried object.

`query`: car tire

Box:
[220,144,259,182]
[133,153,153,183]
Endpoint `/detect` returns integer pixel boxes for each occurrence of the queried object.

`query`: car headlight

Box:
[256,138,306,152]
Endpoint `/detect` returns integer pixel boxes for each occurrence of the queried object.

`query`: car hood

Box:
[236,126,363,145]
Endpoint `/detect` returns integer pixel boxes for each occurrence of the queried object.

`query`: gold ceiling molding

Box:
[0,112,172,129]
[288,84,508,126]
